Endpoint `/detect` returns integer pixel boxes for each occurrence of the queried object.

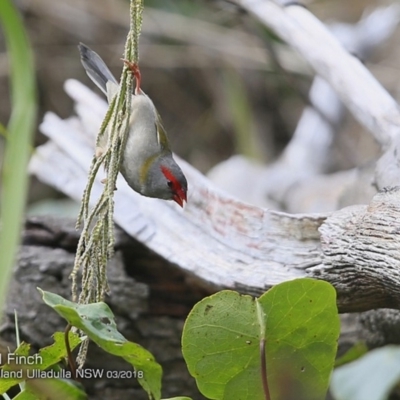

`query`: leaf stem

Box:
[65,324,77,380]
[260,338,271,400]
[256,298,270,400]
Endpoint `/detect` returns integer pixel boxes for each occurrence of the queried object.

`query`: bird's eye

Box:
[167,180,173,188]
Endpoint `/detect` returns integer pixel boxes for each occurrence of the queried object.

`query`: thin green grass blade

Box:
[0,1,37,314]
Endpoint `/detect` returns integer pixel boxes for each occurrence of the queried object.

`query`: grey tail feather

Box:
[78,43,118,95]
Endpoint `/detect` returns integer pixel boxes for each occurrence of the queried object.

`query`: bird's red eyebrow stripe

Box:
[161,165,179,186]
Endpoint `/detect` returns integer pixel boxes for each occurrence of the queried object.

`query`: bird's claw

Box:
[122,58,142,95]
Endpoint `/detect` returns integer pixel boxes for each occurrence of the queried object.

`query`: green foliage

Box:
[0,342,30,393]
[182,278,340,400]
[183,290,261,399]
[260,279,340,400]
[222,69,261,160]
[331,345,400,400]
[14,378,87,400]
[334,342,368,368]
[162,398,193,400]
[40,289,162,400]
[0,0,37,318]
[0,332,83,398]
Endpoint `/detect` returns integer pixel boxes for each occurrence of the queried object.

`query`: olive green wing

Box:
[155,112,171,152]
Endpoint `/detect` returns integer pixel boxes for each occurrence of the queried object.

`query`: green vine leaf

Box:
[0,332,81,394]
[331,346,400,400]
[39,289,162,400]
[17,378,86,400]
[182,278,340,400]
[334,342,368,368]
[0,342,30,393]
[161,398,193,400]
[259,278,340,400]
[182,290,262,399]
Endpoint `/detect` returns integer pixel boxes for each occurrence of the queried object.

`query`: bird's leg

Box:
[122,59,142,95]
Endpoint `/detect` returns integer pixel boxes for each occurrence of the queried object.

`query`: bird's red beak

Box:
[173,189,187,208]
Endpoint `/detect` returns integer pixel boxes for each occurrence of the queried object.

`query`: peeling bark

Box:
[310,187,400,312]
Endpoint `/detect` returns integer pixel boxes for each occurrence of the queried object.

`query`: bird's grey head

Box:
[148,155,188,207]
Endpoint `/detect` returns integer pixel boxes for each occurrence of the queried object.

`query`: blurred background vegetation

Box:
[1,0,399,215]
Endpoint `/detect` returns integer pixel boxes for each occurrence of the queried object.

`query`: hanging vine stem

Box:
[70,0,144,367]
